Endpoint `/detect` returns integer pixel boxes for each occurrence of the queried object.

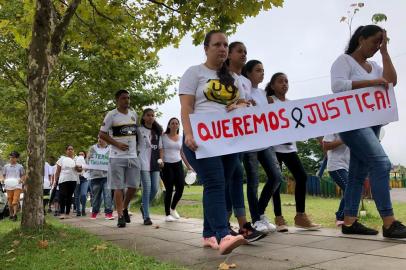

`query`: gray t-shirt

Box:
[179,64,243,113]
[2,163,25,190]
[100,108,138,159]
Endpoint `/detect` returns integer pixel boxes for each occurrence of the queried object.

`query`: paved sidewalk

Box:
[62,214,406,270]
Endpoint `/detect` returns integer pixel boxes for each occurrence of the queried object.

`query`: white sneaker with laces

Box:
[260,215,277,232]
[170,209,180,219]
[254,220,269,233]
[165,215,177,222]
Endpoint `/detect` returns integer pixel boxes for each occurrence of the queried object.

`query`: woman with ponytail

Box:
[331,25,406,238]
[179,30,249,255]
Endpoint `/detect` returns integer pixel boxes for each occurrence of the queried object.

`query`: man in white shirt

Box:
[99,89,140,228]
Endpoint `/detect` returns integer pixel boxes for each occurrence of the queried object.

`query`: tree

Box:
[0,0,284,229]
[296,138,324,176]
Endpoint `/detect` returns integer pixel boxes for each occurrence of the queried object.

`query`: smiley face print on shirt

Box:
[204,79,240,105]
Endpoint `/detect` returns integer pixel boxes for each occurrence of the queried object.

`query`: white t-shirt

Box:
[50,165,57,190]
[270,95,298,153]
[178,64,243,113]
[323,134,350,172]
[56,156,79,184]
[330,54,383,93]
[43,162,52,189]
[236,74,252,100]
[162,134,182,163]
[100,108,138,159]
[250,87,268,106]
[137,126,163,171]
[2,163,24,190]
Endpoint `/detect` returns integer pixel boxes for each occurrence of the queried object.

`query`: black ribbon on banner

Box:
[291,107,305,128]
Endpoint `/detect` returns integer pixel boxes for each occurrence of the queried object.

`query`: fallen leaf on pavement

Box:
[218,262,237,270]
[153,225,160,229]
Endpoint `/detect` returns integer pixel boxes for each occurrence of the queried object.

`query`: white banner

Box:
[82,164,109,171]
[190,85,398,159]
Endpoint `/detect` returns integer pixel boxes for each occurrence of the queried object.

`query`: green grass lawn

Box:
[0,216,184,270]
[145,184,406,230]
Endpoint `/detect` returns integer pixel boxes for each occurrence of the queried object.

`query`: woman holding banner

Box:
[179,30,249,255]
[331,25,406,238]
[239,59,283,233]
[224,42,267,241]
[266,72,321,232]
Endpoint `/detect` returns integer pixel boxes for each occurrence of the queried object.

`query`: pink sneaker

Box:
[218,235,247,255]
[105,213,114,220]
[90,213,97,220]
[202,236,219,250]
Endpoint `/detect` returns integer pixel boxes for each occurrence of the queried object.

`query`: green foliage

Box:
[0,0,284,158]
[371,13,388,24]
[296,138,324,175]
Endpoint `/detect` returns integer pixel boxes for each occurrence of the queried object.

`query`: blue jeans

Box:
[90,177,113,214]
[243,147,282,223]
[141,170,160,219]
[74,176,89,213]
[183,143,230,240]
[328,169,348,221]
[339,126,393,217]
[225,153,246,218]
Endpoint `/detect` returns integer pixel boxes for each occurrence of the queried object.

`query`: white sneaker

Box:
[170,209,180,219]
[254,220,269,233]
[260,215,277,232]
[165,215,177,222]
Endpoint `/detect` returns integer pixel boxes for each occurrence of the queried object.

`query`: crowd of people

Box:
[1,24,406,256]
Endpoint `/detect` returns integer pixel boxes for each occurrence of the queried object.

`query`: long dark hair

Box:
[265,72,286,97]
[203,30,236,92]
[346,25,383,54]
[164,117,180,134]
[141,108,163,135]
[242,60,262,78]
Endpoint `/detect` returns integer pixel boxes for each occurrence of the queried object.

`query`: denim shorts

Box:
[108,158,140,190]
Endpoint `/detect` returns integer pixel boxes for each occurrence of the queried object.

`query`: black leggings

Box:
[162,161,185,216]
[273,152,307,215]
[59,181,77,215]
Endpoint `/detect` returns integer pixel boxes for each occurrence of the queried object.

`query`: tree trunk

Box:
[22,0,54,229]
[22,0,81,229]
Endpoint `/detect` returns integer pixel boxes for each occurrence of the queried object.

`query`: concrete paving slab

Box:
[366,243,406,259]
[153,246,227,266]
[312,254,406,270]
[261,232,330,246]
[61,214,406,270]
[302,237,396,253]
[192,254,295,270]
[255,246,353,268]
